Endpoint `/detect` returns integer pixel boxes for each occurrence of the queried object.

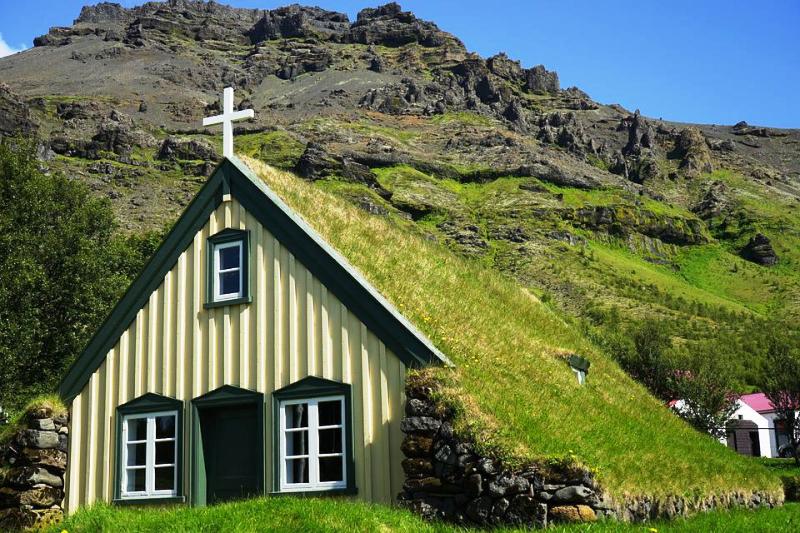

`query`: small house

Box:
[724,393,792,458]
[58,156,450,511]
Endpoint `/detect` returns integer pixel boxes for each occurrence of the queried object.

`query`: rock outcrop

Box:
[673,127,713,177]
[740,233,778,266]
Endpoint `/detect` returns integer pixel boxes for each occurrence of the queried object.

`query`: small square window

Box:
[206,230,250,308]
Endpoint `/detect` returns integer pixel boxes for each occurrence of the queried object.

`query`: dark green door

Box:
[200,404,260,504]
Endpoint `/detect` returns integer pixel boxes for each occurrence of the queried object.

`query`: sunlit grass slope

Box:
[51,497,800,533]
[242,157,780,499]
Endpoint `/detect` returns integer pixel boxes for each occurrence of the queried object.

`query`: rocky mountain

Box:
[1,0,798,384]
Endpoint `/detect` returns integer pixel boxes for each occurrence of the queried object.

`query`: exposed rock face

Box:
[248,5,350,42]
[0,84,37,137]
[525,65,560,94]
[157,136,218,162]
[741,233,778,266]
[0,409,69,530]
[350,3,452,47]
[297,142,385,192]
[673,127,713,177]
[692,180,731,219]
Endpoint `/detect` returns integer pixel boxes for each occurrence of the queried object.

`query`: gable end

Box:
[59,158,449,402]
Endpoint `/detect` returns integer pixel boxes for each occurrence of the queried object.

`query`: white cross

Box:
[202,87,254,158]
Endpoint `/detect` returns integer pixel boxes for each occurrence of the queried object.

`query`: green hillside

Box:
[242,157,781,500]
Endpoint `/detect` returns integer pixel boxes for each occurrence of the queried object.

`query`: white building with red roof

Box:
[724,393,792,458]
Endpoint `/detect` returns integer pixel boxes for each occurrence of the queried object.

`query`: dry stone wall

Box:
[0,407,69,531]
[398,375,782,527]
[398,376,613,527]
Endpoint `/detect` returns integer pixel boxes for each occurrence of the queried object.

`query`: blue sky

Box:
[1,1,798,127]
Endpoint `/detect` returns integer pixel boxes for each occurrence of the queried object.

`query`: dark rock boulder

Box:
[740,233,778,266]
[525,65,560,94]
[157,136,218,161]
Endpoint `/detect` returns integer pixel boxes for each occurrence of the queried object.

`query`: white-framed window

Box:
[279,396,346,491]
[213,240,243,301]
[121,410,178,499]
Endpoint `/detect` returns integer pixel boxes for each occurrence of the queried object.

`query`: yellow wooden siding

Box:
[64,198,407,512]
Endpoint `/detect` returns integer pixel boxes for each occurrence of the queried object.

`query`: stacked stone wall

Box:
[0,407,69,530]
[399,375,782,527]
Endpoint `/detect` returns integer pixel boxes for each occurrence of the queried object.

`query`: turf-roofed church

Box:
[58,88,449,511]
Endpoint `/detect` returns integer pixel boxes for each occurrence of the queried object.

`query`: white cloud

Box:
[0,33,26,58]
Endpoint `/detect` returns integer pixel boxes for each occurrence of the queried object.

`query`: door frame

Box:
[190,385,264,506]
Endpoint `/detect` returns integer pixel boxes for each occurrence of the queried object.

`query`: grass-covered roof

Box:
[242,156,780,499]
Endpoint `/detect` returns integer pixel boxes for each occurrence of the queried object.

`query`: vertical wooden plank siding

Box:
[65,198,408,512]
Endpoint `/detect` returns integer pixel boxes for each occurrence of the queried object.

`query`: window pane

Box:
[318,428,342,454]
[286,458,308,484]
[319,457,343,482]
[126,468,146,492]
[285,430,308,456]
[126,442,146,466]
[154,466,175,491]
[318,400,342,426]
[219,271,241,296]
[285,404,308,429]
[156,441,175,465]
[127,418,147,441]
[155,415,175,439]
[219,245,240,270]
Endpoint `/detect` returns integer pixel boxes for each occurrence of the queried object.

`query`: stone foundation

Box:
[398,375,782,527]
[0,407,69,531]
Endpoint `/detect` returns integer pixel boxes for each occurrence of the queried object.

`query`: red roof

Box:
[741,393,775,413]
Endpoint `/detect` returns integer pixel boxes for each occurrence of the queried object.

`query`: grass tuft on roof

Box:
[242,156,780,499]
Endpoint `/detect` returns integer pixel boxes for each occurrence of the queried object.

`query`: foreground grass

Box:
[242,157,779,499]
[50,498,800,533]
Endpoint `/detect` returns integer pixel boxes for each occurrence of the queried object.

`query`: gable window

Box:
[214,241,242,300]
[273,377,355,494]
[115,394,184,504]
[206,229,250,308]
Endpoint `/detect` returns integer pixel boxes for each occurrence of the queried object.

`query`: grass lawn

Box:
[240,158,780,500]
[50,498,800,533]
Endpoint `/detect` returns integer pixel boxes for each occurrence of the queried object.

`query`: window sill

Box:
[113,495,186,506]
[203,296,252,309]
[269,487,357,497]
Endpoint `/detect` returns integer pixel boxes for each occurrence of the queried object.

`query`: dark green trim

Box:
[272,376,356,495]
[190,385,265,507]
[568,354,591,373]
[114,393,184,502]
[204,228,251,309]
[59,156,449,402]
